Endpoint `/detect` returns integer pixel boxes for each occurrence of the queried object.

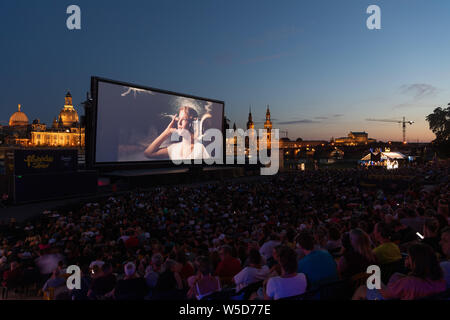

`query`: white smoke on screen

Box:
[121,86,155,97]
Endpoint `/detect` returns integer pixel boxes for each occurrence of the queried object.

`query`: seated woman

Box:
[338,229,377,280]
[233,249,269,292]
[264,247,307,300]
[187,256,221,300]
[353,243,446,300]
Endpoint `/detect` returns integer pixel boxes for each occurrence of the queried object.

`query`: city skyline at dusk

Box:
[1,1,450,143]
[0,0,449,307]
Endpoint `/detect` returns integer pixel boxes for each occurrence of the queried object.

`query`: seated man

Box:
[296,231,338,290]
[145,253,163,290]
[215,245,241,285]
[233,249,269,292]
[372,222,402,265]
[391,220,417,246]
[259,234,281,262]
[42,267,68,300]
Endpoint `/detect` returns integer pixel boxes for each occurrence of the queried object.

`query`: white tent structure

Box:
[360,151,406,169]
[380,152,406,160]
[380,152,406,169]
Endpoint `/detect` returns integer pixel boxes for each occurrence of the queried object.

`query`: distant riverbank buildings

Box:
[227,106,331,156]
[226,107,383,171]
[1,92,85,148]
[333,131,376,146]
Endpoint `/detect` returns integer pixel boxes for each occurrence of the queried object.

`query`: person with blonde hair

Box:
[338,229,377,279]
[144,106,209,161]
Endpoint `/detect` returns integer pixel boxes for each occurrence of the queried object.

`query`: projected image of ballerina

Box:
[144,105,211,161]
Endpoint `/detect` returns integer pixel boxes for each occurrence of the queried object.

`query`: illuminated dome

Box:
[58,91,79,127]
[9,104,29,126]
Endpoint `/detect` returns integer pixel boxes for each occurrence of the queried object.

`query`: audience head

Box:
[151,253,164,270]
[384,214,394,224]
[440,227,450,258]
[423,217,440,238]
[196,256,212,276]
[438,199,448,217]
[219,245,233,259]
[124,262,136,277]
[10,261,19,271]
[296,231,315,253]
[406,243,442,281]
[328,227,341,242]
[341,232,352,252]
[91,264,102,277]
[279,246,298,275]
[248,249,262,267]
[374,222,392,243]
[349,228,375,262]
[163,259,179,273]
[272,244,284,263]
[102,262,112,274]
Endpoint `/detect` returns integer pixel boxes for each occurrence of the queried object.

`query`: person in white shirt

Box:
[233,249,269,291]
[264,247,307,300]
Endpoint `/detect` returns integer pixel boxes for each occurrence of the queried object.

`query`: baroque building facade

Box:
[1,92,85,148]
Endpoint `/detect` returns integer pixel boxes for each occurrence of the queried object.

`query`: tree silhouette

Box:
[426,104,450,157]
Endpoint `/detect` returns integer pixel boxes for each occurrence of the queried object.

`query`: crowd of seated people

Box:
[0,161,449,300]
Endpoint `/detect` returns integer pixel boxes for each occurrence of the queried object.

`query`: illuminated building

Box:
[246,105,272,149]
[2,104,31,146]
[245,107,256,156]
[9,104,29,126]
[226,106,328,155]
[2,92,85,148]
[334,131,376,146]
[246,107,255,130]
[279,138,328,149]
[263,105,272,149]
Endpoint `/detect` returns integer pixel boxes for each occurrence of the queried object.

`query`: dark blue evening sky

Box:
[1,0,449,142]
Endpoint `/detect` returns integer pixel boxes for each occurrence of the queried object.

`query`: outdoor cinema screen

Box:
[94,78,224,164]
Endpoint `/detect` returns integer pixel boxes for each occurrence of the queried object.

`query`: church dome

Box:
[9,104,29,126]
[59,107,79,127]
[58,91,79,127]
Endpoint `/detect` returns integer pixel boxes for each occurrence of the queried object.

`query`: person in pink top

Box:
[187,256,221,300]
[381,243,446,300]
[354,243,446,300]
